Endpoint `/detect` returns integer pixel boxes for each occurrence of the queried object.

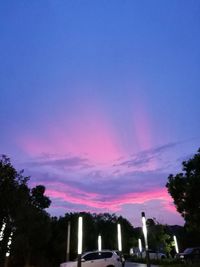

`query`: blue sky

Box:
[0,0,200,226]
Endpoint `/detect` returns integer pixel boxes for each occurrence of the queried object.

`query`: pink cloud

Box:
[45,185,175,214]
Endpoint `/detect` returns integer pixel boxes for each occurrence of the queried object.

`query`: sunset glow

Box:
[1,0,199,226]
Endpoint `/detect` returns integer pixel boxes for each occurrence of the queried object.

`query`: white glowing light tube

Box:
[78,217,83,255]
[117,223,122,252]
[173,235,179,253]
[98,235,102,251]
[142,212,148,250]
[138,238,142,253]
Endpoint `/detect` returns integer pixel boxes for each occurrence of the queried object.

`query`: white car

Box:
[60,250,123,267]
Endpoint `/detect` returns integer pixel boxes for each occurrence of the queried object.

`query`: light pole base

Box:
[77,254,81,267]
[146,250,151,267]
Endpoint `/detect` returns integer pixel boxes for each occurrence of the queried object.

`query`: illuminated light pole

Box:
[117,223,122,252]
[142,213,148,250]
[77,216,83,267]
[173,235,179,254]
[98,235,102,251]
[117,224,124,267]
[138,238,142,252]
[138,238,142,257]
[78,217,83,254]
[141,212,150,267]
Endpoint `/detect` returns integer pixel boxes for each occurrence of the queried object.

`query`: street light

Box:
[117,223,122,252]
[141,212,150,267]
[138,238,142,252]
[138,238,142,258]
[141,212,148,250]
[77,216,83,267]
[98,235,102,251]
[78,217,83,255]
[173,235,179,254]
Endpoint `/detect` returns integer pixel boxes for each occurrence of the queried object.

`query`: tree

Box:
[30,185,51,210]
[146,218,172,255]
[117,216,135,253]
[12,187,51,267]
[0,155,30,266]
[166,148,200,234]
[0,155,29,223]
[0,155,51,267]
[95,213,118,250]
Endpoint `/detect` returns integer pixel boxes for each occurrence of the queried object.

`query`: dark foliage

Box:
[166,148,200,245]
[0,155,51,267]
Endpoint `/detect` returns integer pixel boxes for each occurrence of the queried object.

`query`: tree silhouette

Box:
[166,148,200,238]
[0,155,51,267]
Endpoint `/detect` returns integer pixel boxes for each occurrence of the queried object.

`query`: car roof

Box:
[184,247,200,250]
[82,250,115,255]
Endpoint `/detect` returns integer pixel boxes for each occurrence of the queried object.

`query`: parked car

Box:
[114,250,125,267]
[60,250,124,267]
[142,249,166,260]
[176,247,200,263]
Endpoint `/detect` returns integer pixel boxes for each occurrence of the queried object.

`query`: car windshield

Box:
[115,251,121,256]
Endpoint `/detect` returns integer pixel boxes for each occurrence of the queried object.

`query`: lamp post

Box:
[98,235,102,251]
[141,212,150,267]
[117,223,122,252]
[117,224,124,267]
[77,217,83,267]
[173,235,179,254]
[138,238,142,258]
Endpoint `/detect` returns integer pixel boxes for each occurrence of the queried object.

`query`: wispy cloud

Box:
[114,142,180,171]
[19,140,190,225]
[26,155,93,169]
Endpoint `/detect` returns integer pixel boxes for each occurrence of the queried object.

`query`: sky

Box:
[0,0,200,227]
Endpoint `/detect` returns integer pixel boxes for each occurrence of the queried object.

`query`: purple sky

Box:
[1,0,200,226]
